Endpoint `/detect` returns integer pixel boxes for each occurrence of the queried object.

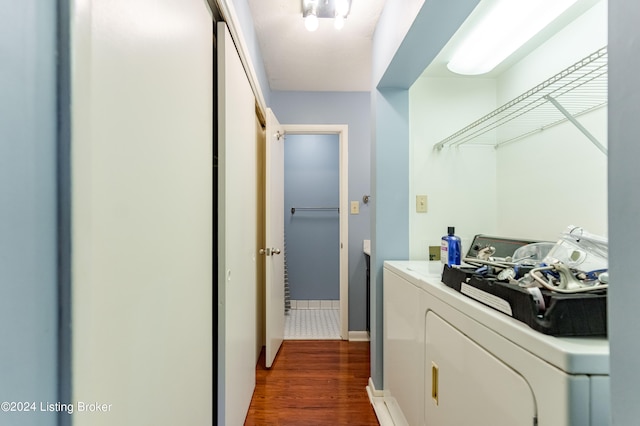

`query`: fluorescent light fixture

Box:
[447,0,579,75]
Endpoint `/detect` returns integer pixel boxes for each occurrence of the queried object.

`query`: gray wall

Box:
[608,1,640,424]
[271,91,371,331]
[285,134,340,300]
[0,2,59,425]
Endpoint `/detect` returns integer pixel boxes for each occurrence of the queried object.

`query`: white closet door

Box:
[264,108,285,368]
[71,0,213,424]
[217,21,258,425]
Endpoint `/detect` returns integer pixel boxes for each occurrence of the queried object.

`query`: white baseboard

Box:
[367,377,385,398]
[366,378,409,426]
[366,378,394,426]
[348,331,370,341]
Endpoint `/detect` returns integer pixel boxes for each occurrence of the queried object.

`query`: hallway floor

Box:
[245,340,379,425]
[284,308,340,340]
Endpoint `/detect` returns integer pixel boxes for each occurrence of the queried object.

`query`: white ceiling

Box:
[246,0,602,92]
[246,0,386,92]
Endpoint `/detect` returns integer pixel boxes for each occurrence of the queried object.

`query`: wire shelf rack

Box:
[434,47,608,153]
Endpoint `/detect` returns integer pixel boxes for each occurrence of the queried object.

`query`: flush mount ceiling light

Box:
[447,0,579,75]
[302,0,352,32]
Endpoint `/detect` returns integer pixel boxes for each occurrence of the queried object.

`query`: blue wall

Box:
[230,0,272,106]
[369,0,481,388]
[271,91,371,331]
[0,2,59,424]
[285,134,340,300]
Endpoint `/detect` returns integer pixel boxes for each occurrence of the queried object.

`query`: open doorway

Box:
[284,133,340,339]
[282,125,349,340]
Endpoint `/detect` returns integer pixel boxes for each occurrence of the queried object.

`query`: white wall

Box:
[409,0,608,256]
[496,0,608,240]
[71,1,213,424]
[410,77,498,258]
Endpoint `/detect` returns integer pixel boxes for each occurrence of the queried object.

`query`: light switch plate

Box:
[416,195,428,213]
[350,201,359,214]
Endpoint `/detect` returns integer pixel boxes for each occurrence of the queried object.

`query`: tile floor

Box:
[284,308,341,340]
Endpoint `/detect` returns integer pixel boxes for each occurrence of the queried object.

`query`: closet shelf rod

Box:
[433,46,607,151]
[291,207,339,215]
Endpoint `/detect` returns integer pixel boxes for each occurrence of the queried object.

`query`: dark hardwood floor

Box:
[244,340,379,425]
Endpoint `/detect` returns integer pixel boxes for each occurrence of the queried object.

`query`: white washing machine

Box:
[383,261,610,426]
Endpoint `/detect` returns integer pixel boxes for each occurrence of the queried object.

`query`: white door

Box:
[264,108,285,368]
[217,22,258,425]
[71,1,213,424]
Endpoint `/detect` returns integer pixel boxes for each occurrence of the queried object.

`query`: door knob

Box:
[259,248,271,256]
[271,248,281,255]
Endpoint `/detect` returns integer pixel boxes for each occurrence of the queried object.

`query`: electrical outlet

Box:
[350,201,360,214]
[416,195,428,213]
[429,246,441,261]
